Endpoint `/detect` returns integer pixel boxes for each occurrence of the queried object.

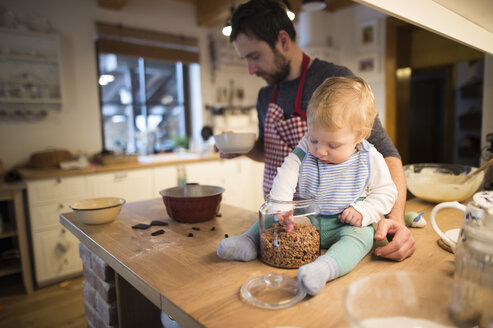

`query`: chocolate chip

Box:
[132,223,151,230]
[224,234,229,238]
[188,233,194,237]
[150,220,168,226]
[192,227,200,231]
[151,229,165,236]
[216,213,222,217]
[211,227,216,231]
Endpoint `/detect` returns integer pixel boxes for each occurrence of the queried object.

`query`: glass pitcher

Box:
[430,191,493,327]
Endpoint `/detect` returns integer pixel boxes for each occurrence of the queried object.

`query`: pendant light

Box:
[301,0,326,12]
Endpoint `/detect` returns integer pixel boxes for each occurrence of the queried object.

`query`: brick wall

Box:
[79,243,118,328]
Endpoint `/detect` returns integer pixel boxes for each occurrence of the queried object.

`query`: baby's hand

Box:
[276,209,295,232]
[338,206,363,227]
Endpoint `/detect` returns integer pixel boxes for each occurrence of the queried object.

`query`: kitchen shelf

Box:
[0,27,62,120]
[0,224,17,239]
[0,182,34,294]
[0,54,58,64]
[0,259,21,278]
[0,97,62,104]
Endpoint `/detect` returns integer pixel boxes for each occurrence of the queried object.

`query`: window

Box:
[95,22,200,155]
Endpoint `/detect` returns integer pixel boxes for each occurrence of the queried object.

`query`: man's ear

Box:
[278,30,291,51]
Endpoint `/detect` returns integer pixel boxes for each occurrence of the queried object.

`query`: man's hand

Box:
[339,206,363,227]
[374,218,415,261]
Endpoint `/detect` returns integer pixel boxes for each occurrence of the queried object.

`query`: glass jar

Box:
[258,192,320,269]
[453,191,493,327]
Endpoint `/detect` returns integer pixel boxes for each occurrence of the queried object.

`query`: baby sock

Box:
[216,228,259,261]
[297,255,339,296]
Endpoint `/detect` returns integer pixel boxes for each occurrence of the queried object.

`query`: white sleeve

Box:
[350,146,397,226]
[268,135,308,213]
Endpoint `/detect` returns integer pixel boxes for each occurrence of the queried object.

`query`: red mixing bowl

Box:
[159,183,225,223]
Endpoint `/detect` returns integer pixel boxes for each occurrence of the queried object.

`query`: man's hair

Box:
[230,0,296,49]
[307,76,377,141]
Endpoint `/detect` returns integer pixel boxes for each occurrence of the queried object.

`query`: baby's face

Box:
[307,122,360,164]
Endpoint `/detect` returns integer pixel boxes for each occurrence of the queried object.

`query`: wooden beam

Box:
[98,0,128,10]
[325,0,356,12]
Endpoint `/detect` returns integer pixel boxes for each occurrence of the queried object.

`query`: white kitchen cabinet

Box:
[152,165,178,196]
[26,176,87,287]
[185,158,264,212]
[85,169,154,202]
[31,227,81,285]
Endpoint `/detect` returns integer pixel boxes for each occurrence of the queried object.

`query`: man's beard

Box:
[258,49,290,85]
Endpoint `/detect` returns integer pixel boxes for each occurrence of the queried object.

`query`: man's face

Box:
[233,33,290,85]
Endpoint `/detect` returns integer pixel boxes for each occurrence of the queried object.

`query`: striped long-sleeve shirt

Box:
[270,135,397,226]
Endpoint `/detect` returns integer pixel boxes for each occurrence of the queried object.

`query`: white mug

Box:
[429,201,466,252]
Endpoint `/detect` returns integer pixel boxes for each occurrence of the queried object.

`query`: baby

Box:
[217,76,397,295]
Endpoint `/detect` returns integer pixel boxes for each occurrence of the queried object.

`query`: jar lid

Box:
[473,191,493,210]
[240,273,306,309]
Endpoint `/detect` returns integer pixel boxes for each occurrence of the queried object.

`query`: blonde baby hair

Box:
[307,76,376,141]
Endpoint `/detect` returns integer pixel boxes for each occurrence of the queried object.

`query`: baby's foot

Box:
[297,256,339,295]
[217,235,257,261]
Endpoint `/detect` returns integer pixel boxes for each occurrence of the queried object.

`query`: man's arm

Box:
[374,157,416,261]
[246,138,265,162]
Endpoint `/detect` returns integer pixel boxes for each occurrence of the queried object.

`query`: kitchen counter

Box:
[18,153,221,180]
[60,197,458,327]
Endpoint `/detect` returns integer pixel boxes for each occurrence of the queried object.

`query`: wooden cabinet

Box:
[185,158,264,212]
[26,176,86,287]
[0,182,33,294]
[0,27,62,121]
[86,169,154,202]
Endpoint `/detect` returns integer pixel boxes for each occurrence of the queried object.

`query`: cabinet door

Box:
[153,166,178,196]
[31,227,82,286]
[29,199,78,232]
[27,176,86,204]
[86,169,153,202]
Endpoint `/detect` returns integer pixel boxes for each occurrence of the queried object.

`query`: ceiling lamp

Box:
[301,0,326,12]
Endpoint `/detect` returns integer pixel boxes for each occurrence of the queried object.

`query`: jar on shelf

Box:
[258,192,320,268]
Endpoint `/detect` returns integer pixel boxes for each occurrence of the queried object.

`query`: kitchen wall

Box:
[1,0,491,171]
[0,0,265,170]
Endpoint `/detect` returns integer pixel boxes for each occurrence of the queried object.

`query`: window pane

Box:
[98,53,189,155]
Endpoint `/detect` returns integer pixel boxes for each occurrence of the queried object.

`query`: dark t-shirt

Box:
[256,58,400,159]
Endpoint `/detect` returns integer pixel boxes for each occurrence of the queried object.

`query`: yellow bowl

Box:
[70,197,125,224]
[404,163,484,203]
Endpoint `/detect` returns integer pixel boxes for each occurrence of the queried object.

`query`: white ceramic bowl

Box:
[404,163,484,203]
[70,197,125,224]
[213,132,256,154]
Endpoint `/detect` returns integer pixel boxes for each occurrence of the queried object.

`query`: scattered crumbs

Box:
[151,229,165,236]
[192,227,200,231]
[132,223,151,230]
[211,226,216,231]
[216,213,222,217]
[224,234,229,238]
[188,233,194,237]
[150,220,168,226]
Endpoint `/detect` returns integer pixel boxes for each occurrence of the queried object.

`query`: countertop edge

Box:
[18,154,222,180]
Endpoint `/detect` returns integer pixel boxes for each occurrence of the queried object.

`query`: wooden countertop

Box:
[60,197,460,327]
[18,153,221,180]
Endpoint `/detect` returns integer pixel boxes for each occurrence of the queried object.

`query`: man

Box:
[219,0,414,261]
